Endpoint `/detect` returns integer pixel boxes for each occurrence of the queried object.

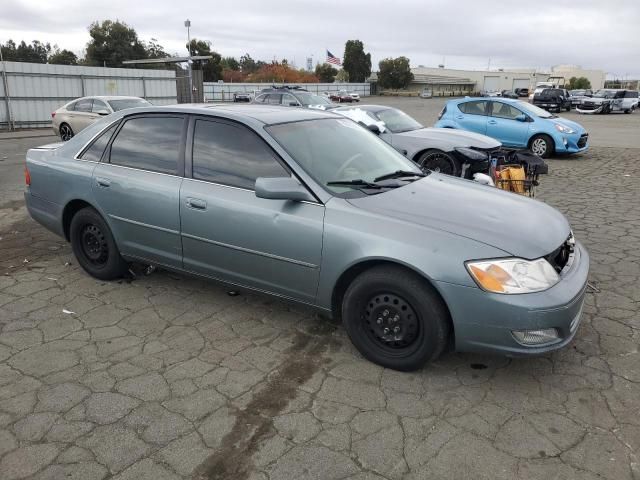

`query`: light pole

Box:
[185,19,193,103]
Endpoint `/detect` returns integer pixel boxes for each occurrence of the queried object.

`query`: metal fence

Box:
[1,61,178,129]
[202,82,371,102]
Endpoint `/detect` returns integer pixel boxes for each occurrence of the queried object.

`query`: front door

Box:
[92,114,186,268]
[486,102,530,147]
[456,100,489,135]
[70,98,100,132]
[180,117,324,303]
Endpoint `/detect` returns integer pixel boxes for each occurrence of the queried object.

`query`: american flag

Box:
[326,50,342,66]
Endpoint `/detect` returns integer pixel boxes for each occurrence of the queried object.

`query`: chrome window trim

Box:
[108,214,180,235]
[98,162,182,179]
[181,232,318,269]
[73,118,123,161]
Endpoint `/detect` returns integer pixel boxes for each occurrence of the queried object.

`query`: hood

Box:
[550,117,585,133]
[399,127,501,149]
[347,173,570,258]
[582,97,609,105]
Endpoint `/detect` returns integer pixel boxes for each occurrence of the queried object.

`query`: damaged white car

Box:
[576,89,638,114]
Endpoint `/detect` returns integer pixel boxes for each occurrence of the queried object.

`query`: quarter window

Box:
[109,116,183,175]
[459,101,488,116]
[253,94,267,103]
[192,119,288,190]
[491,102,523,120]
[80,122,118,162]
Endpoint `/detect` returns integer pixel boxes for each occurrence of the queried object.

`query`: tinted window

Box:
[74,99,93,112]
[266,94,282,105]
[192,119,288,190]
[253,94,267,104]
[624,91,638,98]
[66,101,78,111]
[282,94,299,106]
[491,102,523,120]
[109,116,183,175]
[92,100,109,113]
[459,101,488,115]
[80,122,118,162]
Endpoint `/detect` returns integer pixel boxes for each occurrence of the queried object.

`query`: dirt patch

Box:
[194,322,338,480]
[0,199,25,212]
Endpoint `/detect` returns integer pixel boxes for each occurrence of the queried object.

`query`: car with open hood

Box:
[576,89,638,114]
[334,104,502,176]
[435,97,589,158]
[24,104,588,371]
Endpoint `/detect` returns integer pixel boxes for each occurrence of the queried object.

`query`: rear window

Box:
[107,98,152,111]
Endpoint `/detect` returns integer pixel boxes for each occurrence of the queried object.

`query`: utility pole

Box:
[185,19,193,103]
[0,44,14,131]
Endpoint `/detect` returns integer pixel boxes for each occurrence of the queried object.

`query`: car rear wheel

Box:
[417,149,462,176]
[341,265,450,371]
[70,207,128,280]
[529,134,553,158]
[59,123,74,141]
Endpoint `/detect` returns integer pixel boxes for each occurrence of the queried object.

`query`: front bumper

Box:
[436,241,589,356]
[552,130,589,154]
[576,105,604,114]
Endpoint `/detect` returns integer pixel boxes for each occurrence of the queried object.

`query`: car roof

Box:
[75,96,146,101]
[334,104,391,113]
[117,103,341,125]
[453,97,523,104]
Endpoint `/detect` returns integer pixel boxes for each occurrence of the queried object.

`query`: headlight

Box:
[466,258,559,294]
[454,147,488,161]
[554,124,575,134]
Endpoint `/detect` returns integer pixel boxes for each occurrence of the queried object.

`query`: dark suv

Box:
[252,86,335,110]
[533,88,572,112]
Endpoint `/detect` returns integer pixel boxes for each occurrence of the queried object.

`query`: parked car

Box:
[334,105,501,176]
[24,104,589,371]
[252,89,335,110]
[329,91,354,103]
[349,92,361,102]
[233,92,252,103]
[435,98,589,158]
[515,88,529,97]
[481,90,501,97]
[532,88,572,112]
[500,90,519,99]
[576,89,639,114]
[52,96,152,141]
[569,89,592,108]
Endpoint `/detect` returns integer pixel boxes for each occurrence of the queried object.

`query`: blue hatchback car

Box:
[435,98,589,158]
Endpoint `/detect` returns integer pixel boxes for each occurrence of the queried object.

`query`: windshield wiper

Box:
[373,170,427,182]
[327,179,384,189]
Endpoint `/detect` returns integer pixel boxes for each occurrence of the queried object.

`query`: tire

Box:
[417,149,462,176]
[69,207,128,280]
[624,109,631,114]
[529,134,554,158]
[341,265,450,371]
[59,123,74,141]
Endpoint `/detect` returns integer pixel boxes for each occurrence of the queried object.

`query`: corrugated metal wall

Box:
[1,61,178,129]
[202,82,371,102]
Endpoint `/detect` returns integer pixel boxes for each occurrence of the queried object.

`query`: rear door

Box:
[455,100,489,135]
[179,116,324,302]
[92,114,186,268]
[486,101,529,147]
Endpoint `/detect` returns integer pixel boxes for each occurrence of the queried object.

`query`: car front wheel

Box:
[70,207,128,280]
[417,149,462,176]
[341,265,450,371]
[529,134,553,158]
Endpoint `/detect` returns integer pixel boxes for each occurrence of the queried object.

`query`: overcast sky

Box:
[2,0,638,78]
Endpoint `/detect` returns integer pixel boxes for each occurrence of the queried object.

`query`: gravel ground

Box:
[0,101,639,480]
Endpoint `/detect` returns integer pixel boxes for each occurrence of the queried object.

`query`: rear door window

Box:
[192,119,289,190]
[109,116,184,175]
[625,91,638,98]
[80,122,119,162]
[459,101,488,115]
[266,94,282,105]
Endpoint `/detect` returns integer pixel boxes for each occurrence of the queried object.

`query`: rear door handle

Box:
[95,177,111,188]
[186,197,207,210]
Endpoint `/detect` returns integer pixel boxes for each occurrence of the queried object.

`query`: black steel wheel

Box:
[417,149,462,176]
[70,207,128,280]
[59,123,74,141]
[342,265,450,371]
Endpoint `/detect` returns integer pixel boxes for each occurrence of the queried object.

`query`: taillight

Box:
[51,112,56,118]
[25,167,31,186]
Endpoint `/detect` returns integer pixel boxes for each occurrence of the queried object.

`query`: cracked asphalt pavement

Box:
[1,100,639,479]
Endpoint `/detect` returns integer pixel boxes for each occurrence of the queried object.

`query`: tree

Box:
[239,53,257,73]
[1,40,51,63]
[315,63,337,83]
[48,48,78,65]
[568,76,592,90]
[246,62,318,83]
[85,20,147,67]
[186,39,222,82]
[335,69,349,82]
[377,57,414,89]
[342,40,371,82]
[221,56,240,71]
[144,38,169,59]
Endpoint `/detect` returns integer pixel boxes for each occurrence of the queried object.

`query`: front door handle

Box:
[488,120,498,125]
[95,177,111,188]
[186,197,207,210]
[455,115,464,120]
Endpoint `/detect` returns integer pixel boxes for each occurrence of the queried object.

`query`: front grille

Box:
[579,103,598,110]
[577,134,588,148]
[545,233,575,273]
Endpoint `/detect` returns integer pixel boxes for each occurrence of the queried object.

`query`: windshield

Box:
[515,101,554,118]
[570,90,585,96]
[266,118,422,196]
[296,93,331,105]
[593,89,616,98]
[108,98,152,111]
[375,108,423,133]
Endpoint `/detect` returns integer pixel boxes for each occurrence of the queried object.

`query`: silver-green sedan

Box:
[25,105,589,371]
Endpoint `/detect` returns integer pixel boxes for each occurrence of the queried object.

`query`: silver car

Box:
[52,96,152,141]
[25,105,589,371]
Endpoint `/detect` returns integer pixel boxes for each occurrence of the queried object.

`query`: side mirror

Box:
[95,109,110,116]
[515,114,528,122]
[367,124,381,135]
[255,177,314,202]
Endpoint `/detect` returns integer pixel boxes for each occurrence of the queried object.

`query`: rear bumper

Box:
[436,241,589,356]
[24,190,65,238]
